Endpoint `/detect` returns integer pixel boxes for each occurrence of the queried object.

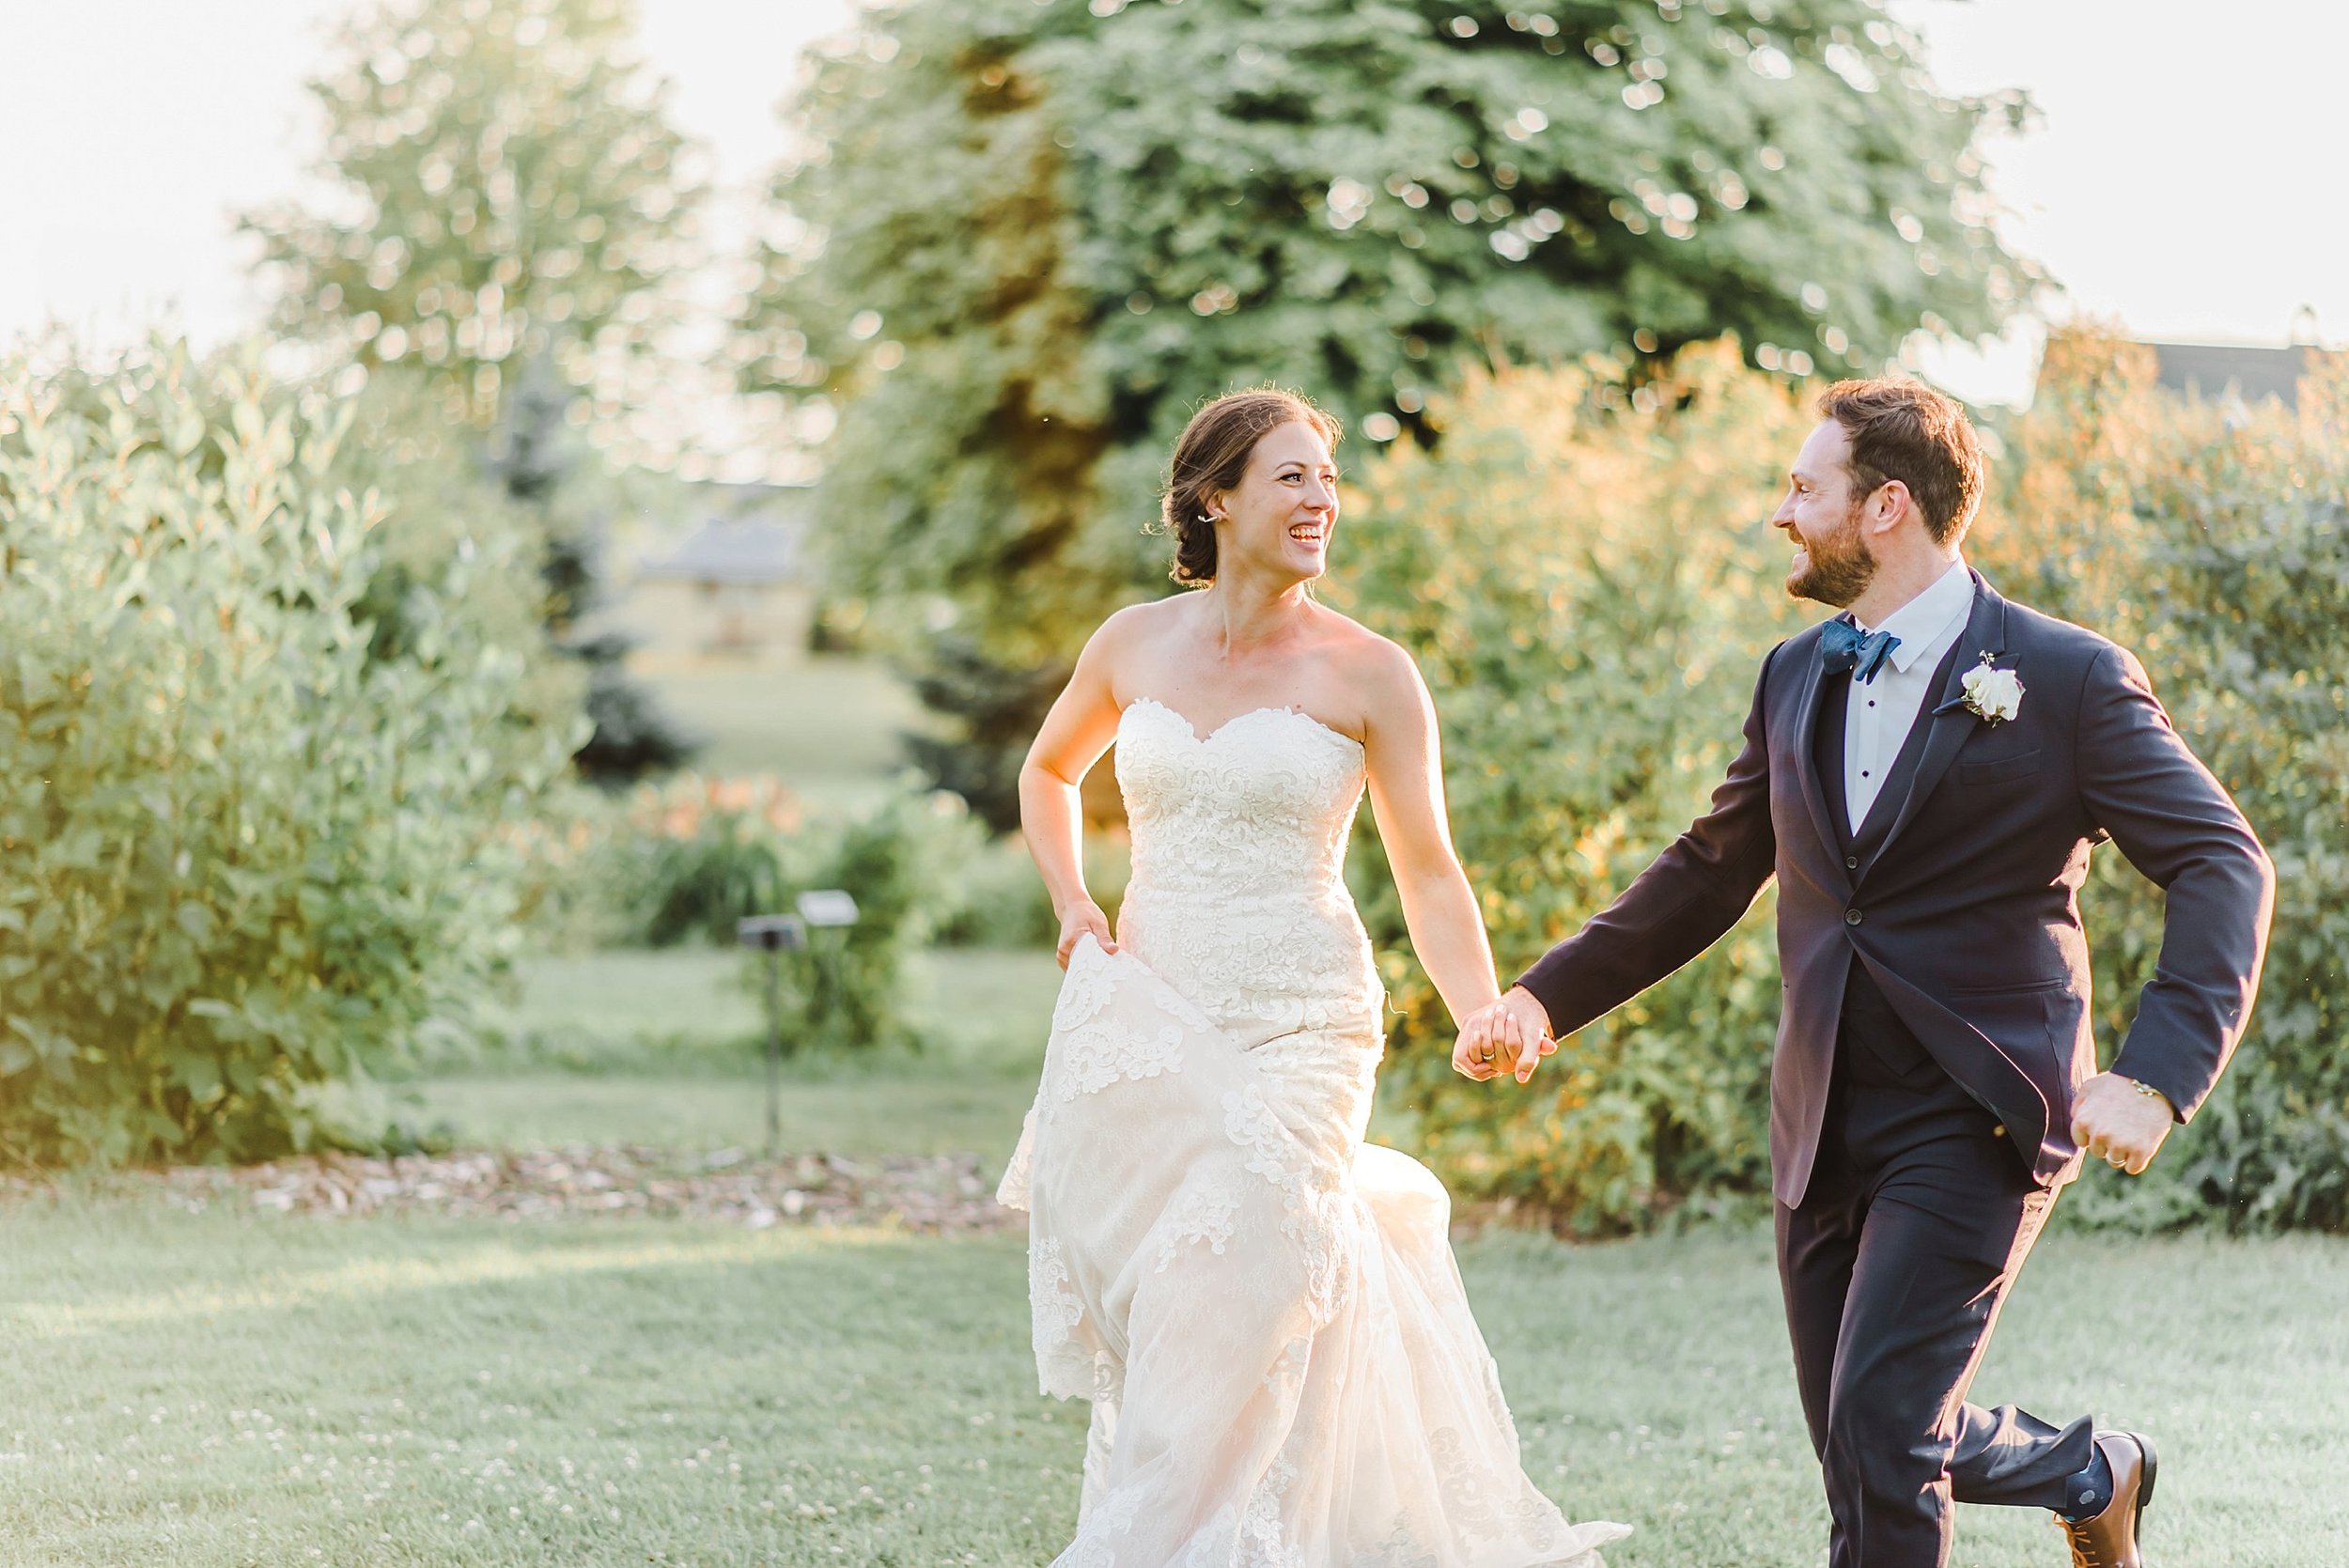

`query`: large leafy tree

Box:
[244,0,702,424]
[744,0,2034,817]
[243,0,702,779]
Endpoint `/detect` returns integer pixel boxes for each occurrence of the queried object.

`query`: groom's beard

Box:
[1786,501,1877,608]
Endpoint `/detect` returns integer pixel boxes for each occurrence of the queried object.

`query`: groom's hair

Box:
[1819,379,1985,546]
[1160,388,1343,585]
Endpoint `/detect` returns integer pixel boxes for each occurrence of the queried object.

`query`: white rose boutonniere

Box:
[1958,656,2025,724]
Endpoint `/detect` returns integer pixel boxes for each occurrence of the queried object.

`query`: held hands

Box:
[1451,986,1558,1085]
[1054,899,1117,970]
[2070,1072,2175,1176]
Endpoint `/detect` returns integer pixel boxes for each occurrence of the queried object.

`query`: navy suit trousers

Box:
[1775,1015,2097,1568]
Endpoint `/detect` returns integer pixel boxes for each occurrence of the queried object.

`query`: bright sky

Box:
[2,0,2341,412]
[1887,0,2349,401]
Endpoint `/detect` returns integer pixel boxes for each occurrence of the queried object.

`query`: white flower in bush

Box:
[1960,660,2026,724]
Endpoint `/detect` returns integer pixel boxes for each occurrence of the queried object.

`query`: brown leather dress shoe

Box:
[2056,1430,2158,1568]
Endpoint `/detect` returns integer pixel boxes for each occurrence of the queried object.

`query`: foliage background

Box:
[243,0,706,781]
[1334,332,2349,1234]
[1336,342,1812,1230]
[9,0,2344,1243]
[0,345,578,1164]
[1975,334,2349,1231]
[749,0,2035,819]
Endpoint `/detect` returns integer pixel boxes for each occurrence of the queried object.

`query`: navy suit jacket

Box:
[1517,571,2276,1206]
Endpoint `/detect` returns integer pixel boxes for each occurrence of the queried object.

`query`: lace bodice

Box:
[1114,697,1383,1060]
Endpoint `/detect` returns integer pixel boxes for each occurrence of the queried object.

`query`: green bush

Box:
[1976,333,2349,1231]
[599,774,806,951]
[1336,344,1815,1232]
[0,343,577,1164]
[1339,334,2349,1234]
[582,775,985,1052]
[794,792,967,1051]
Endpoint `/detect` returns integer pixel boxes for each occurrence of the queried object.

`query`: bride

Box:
[997,388,1627,1565]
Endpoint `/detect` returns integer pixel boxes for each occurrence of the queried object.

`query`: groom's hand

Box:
[2071,1072,2175,1176]
[1451,987,1557,1084]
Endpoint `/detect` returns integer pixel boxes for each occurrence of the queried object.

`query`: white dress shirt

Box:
[1843,560,1976,833]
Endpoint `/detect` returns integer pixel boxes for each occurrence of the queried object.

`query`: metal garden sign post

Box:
[737,890,859,1156]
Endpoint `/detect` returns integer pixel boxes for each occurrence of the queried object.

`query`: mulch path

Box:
[1,1146,1025,1234]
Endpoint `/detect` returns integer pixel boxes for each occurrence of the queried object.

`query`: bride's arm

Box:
[1359,642,1506,1034]
[1019,613,1131,967]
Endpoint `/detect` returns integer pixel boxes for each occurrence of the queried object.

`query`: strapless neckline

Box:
[1122,694,1363,753]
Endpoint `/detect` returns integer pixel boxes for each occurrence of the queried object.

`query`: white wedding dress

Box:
[998,697,1628,1567]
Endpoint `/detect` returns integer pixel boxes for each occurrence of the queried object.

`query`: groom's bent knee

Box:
[1825,1392,1954,1498]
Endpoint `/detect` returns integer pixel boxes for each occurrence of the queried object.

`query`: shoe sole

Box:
[2134,1429,2158,1554]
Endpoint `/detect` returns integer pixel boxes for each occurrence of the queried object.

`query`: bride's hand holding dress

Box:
[1054,896,1118,970]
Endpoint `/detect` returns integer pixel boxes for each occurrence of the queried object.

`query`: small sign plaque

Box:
[797,889,860,928]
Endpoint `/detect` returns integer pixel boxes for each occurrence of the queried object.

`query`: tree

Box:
[742,0,2035,805]
[243,0,702,779]
[330,361,590,782]
[244,0,703,425]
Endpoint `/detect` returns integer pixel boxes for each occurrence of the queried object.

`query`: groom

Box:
[1457,379,2273,1567]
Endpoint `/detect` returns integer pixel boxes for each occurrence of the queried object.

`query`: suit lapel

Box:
[1788,633,1848,881]
[1868,572,2011,864]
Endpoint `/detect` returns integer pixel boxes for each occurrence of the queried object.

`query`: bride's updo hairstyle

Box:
[1160,388,1342,585]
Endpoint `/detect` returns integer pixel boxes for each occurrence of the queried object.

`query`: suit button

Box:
[1992,1125,2006,1138]
[1844,855,1859,870]
[1844,908,1863,926]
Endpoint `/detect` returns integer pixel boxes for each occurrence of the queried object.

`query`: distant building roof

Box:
[2149,341,2325,410]
[638,485,815,586]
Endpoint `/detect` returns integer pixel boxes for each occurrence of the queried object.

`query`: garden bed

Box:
[3,1146,1019,1234]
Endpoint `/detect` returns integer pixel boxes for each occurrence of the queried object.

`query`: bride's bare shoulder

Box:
[1082,596,1190,655]
[1309,604,1415,671]
[1071,598,1201,701]
[1112,594,1206,631]
[1309,607,1428,711]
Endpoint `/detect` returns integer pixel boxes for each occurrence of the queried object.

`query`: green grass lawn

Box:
[403,946,1063,1166]
[1,1205,2341,1566]
[642,658,928,806]
[408,1074,1039,1163]
[22,939,2349,1564]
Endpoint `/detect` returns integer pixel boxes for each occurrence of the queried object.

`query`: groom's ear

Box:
[1864,477,1917,537]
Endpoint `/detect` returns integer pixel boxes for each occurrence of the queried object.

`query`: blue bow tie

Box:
[1821,617,1901,684]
